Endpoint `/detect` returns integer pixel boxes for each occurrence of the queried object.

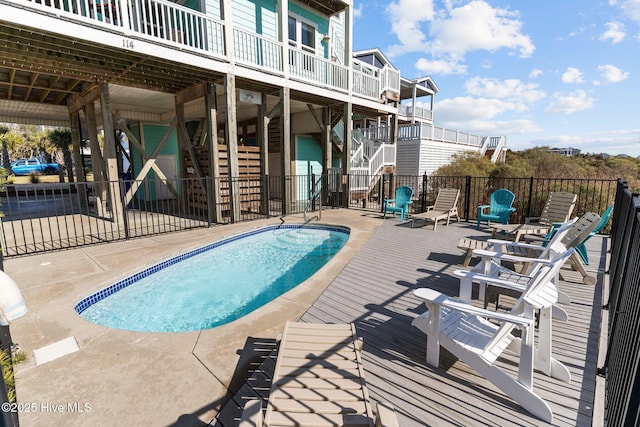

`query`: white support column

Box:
[205,83,221,223]
[278,0,289,78]
[99,83,124,225]
[221,0,235,63]
[258,93,270,215]
[225,74,240,222]
[280,87,291,214]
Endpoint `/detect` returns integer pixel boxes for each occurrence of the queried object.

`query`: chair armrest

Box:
[452,268,530,291]
[239,399,263,427]
[425,204,435,211]
[524,216,540,224]
[487,239,546,252]
[473,248,551,265]
[478,205,490,214]
[413,288,533,327]
[375,401,400,427]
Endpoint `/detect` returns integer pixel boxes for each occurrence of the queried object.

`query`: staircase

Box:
[480,136,507,163]
[329,122,396,201]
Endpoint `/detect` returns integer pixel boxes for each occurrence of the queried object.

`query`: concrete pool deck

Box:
[6,209,383,426]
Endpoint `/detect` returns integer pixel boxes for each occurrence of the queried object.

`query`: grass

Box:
[0,348,26,403]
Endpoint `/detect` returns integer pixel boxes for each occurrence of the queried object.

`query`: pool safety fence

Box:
[0,174,617,257]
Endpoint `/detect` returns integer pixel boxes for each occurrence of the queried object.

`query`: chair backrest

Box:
[490,189,515,215]
[539,192,577,225]
[433,188,460,211]
[481,248,574,360]
[593,204,614,235]
[394,186,414,208]
[560,212,601,249]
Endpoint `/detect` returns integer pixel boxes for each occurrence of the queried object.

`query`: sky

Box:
[351,0,640,157]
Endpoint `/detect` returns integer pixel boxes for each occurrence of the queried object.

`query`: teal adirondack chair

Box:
[383,186,414,221]
[477,189,516,229]
[575,204,614,264]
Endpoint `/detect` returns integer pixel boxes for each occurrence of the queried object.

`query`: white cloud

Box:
[434,96,525,122]
[614,0,640,24]
[545,90,595,114]
[600,22,626,43]
[464,77,546,103]
[386,0,435,55]
[353,3,363,19]
[529,69,543,78]
[598,64,630,82]
[562,67,585,84]
[429,1,535,57]
[386,1,534,67]
[415,57,467,75]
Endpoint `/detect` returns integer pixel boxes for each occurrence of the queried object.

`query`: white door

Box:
[154,154,177,200]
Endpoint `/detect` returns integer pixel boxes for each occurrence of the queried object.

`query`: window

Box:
[288,14,316,53]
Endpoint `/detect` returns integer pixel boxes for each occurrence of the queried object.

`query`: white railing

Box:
[362,126,393,143]
[490,136,507,162]
[398,105,433,121]
[397,123,483,147]
[367,143,395,177]
[352,69,380,100]
[381,66,401,94]
[233,28,283,72]
[9,0,398,102]
[19,0,226,56]
[289,50,349,91]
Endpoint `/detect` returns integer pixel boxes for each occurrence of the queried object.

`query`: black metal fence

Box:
[0,174,618,257]
[357,174,617,228]
[602,180,640,426]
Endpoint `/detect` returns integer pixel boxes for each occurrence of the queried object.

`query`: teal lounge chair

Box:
[477,188,516,229]
[575,204,614,264]
[383,186,414,221]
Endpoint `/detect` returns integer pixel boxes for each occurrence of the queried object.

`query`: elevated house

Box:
[0,0,506,223]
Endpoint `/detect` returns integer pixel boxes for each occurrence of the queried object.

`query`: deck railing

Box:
[9,0,388,99]
[398,105,433,121]
[233,28,283,72]
[397,123,483,146]
[600,179,640,426]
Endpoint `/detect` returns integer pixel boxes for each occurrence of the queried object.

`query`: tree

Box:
[48,128,74,182]
[435,151,496,176]
[0,125,10,171]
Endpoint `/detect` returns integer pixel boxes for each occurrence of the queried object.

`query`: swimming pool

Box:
[75,224,349,332]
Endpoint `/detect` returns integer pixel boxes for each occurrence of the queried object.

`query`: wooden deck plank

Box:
[298,220,604,427]
[215,219,604,427]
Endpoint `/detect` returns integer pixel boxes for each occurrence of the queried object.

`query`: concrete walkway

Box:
[6,209,383,426]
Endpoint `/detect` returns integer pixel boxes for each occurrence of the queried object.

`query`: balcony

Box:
[1,0,399,103]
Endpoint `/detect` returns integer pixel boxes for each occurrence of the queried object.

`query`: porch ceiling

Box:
[298,0,349,16]
[0,23,223,126]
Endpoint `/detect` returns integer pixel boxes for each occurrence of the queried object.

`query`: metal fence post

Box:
[526,176,534,219]
[421,173,427,212]
[464,175,472,221]
[118,180,130,240]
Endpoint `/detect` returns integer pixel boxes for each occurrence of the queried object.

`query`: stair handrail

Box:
[490,136,507,162]
[303,175,323,223]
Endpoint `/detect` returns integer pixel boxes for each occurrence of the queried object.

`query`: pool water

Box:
[76,225,349,332]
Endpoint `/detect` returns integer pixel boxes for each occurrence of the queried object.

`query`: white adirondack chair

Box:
[459,212,600,313]
[412,248,574,423]
[455,218,578,311]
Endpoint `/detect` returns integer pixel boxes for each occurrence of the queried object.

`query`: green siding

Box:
[233,0,277,37]
[129,124,180,201]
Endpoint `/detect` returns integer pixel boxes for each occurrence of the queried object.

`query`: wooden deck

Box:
[215,218,605,426]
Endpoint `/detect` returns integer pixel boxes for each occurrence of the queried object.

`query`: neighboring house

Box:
[0,0,505,221]
[550,147,581,156]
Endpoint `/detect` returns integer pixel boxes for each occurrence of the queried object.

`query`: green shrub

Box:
[0,348,25,403]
